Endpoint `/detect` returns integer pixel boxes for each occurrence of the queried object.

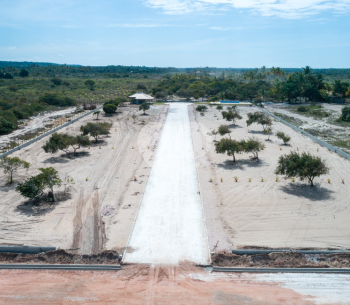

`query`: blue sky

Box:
[1,0,350,67]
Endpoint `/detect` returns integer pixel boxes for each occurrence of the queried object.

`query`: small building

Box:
[129,91,154,104]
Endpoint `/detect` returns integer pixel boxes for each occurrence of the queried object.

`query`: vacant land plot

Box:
[190,104,350,251]
[0,105,168,254]
[270,103,350,154]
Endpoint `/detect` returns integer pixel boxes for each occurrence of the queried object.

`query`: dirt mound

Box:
[212,251,350,268]
[0,249,120,265]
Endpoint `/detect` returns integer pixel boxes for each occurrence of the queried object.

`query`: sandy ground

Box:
[0,266,348,304]
[190,104,350,251]
[0,107,78,149]
[268,103,350,153]
[0,105,168,254]
[124,103,209,265]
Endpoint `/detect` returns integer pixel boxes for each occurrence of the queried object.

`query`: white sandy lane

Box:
[124,103,209,265]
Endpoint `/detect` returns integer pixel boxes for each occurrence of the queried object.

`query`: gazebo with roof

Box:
[129,91,154,104]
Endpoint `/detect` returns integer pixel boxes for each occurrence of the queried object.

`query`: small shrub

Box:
[276,131,291,145]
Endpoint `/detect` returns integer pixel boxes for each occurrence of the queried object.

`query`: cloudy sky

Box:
[1,0,349,67]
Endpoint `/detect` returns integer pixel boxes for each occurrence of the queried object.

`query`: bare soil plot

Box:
[0,265,341,305]
[269,103,350,154]
[0,105,168,254]
[190,105,350,251]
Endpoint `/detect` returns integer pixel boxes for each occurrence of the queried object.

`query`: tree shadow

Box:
[15,191,72,217]
[249,130,264,134]
[228,124,243,129]
[280,183,334,201]
[43,151,90,164]
[217,158,266,170]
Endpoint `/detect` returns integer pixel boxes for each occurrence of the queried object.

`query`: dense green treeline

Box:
[152,66,350,104]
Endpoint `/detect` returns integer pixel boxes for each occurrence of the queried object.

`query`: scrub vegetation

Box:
[0,63,169,136]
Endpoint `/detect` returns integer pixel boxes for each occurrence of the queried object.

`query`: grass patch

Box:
[292,104,332,119]
[272,112,304,127]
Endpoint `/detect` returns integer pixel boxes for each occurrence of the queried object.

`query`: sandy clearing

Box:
[124,103,209,265]
[191,105,350,251]
[0,266,348,304]
[0,107,77,149]
[0,105,168,254]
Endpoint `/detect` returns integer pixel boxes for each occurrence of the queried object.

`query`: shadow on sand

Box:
[280,183,334,201]
[44,151,90,164]
[217,158,266,170]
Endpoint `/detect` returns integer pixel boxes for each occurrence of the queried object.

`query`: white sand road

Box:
[124,103,210,265]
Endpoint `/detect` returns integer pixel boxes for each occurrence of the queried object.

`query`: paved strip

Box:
[0,264,121,271]
[124,103,209,265]
[212,267,350,273]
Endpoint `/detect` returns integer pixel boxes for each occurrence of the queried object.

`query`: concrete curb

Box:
[0,264,122,271]
[232,250,350,255]
[0,106,102,159]
[212,267,350,273]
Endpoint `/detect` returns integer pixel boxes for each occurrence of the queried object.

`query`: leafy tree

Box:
[242,137,265,160]
[93,110,101,120]
[333,80,349,98]
[16,167,62,201]
[275,152,329,186]
[215,138,244,162]
[0,156,30,184]
[19,69,29,78]
[176,88,194,100]
[43,133,90,155]
[222,109,242,125]
[246,111,272,130]
[136,84,147,90]
[340,106,350,122]
[276,131,291,145]
[218,125,231,138]
[84,79,95,90]
[80,122,111,142]
[39,93,76,107]
[16,175,45,201]
[132,114,137,122]
[196,105,208,112]
[51,77,62,85]
[155,92,166,99]
[4,72,13,79]
[0,114,18,135]
[139,102,150,114]
[103,103,117,115]
[216,105,223,111]
[263,126,273,141]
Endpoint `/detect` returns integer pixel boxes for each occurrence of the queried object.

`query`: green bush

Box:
[39,93,76,107]
[297,105,307,112]
[103,103,117,115]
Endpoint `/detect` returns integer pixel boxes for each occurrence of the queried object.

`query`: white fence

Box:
[0,106,102,159]
[260,107,350,161]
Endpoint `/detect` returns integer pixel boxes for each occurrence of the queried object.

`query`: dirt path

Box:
[124,103,209,265]
[0,105,168,254]
[0,265,348,304]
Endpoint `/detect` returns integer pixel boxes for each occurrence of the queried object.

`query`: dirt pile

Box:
[0,249,120,265]
[212,251,350,268]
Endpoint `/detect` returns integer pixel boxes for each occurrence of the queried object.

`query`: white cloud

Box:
[9,46,16,49]
[59,54,64,57]
[144,0,350,18]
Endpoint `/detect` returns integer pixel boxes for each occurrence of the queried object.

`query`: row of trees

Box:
[152,66,350,103]
[42,121,112,156]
